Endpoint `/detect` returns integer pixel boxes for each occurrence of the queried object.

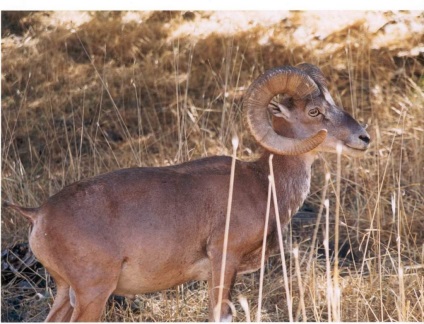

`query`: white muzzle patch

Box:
[69,287,76,308]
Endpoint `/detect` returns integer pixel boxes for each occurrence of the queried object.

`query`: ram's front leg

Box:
[207,250,239,322]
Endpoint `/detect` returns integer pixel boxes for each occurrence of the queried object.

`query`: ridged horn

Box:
[296,63,328,88]
[244,66,327,155]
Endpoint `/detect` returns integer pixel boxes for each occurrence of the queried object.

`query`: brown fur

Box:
[4,64,370,322]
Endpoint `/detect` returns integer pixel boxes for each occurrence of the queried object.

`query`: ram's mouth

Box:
[345,143,367,151]
[343,143,368,157]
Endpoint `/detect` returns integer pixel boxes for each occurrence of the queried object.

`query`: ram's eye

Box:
[309,108,320,117]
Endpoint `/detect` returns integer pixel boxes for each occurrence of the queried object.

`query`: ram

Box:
[4,64,370,322]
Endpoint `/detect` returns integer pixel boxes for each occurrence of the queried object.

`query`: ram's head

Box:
[244,63,370,157]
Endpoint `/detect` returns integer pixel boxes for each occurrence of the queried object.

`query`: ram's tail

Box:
[3,201,39,223]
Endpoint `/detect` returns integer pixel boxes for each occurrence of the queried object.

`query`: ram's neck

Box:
[257,152,316,223]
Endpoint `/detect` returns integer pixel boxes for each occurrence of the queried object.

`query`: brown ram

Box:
[3,63,370,322]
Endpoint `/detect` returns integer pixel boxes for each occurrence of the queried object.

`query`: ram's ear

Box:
[268,102,291,121]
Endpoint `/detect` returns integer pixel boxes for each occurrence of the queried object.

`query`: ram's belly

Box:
[114,256,210,296]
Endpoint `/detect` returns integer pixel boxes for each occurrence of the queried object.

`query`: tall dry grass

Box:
[1,11,423,322]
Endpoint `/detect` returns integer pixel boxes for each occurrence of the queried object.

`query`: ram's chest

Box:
[276,171,311,219]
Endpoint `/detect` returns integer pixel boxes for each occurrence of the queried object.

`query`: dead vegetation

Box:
[1,11,424,322]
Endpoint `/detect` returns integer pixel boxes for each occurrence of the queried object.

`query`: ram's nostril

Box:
[359,134,370,144]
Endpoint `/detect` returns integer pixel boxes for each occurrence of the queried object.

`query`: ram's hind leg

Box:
[45,271,73,322]
[68,266,121,322]
[69,287,114,322]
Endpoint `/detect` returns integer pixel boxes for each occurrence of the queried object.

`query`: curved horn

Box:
[296,63,328,88]
[297,63,336,105]
[244,66,327,155]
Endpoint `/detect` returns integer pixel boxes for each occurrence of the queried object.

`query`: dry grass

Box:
[1,10,423,322]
